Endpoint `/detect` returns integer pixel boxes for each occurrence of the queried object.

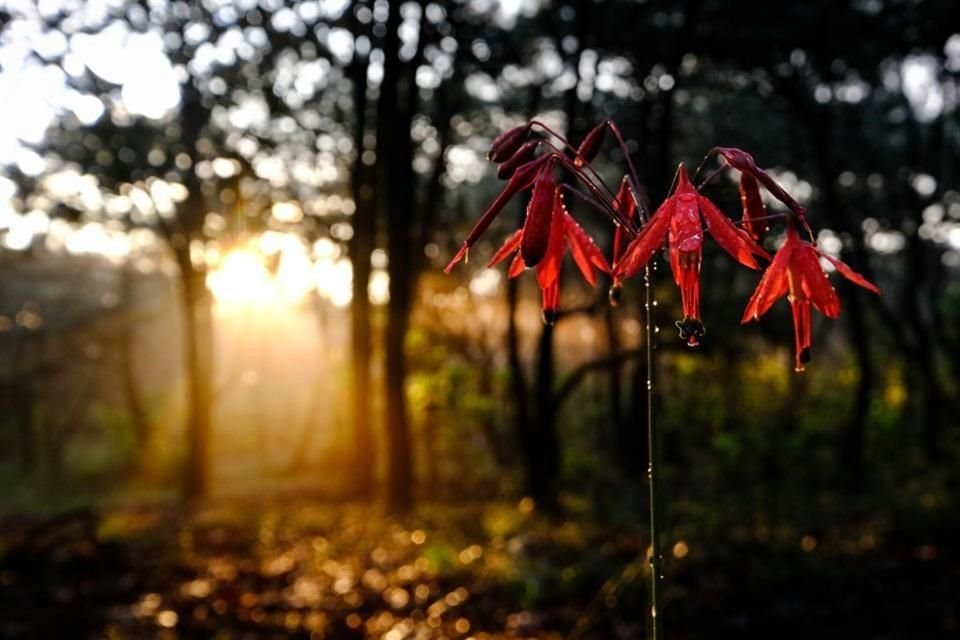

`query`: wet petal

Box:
[698,194,770,269]
[487,229,523,268]
[536,192,567,288]
[822,254,881,295]
[540,279,560,325]
[795,245,841,318]
[612,176,638,264]
[738,172,768,241]
[574,122,606,167]
[564,211,610,286]
[520,164,557,267]
[507,253,526,278]
[613,199,673,280]
[741,242,793,322]
[790,298,812,372]
[671,193,703,253]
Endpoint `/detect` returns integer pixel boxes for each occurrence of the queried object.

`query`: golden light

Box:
[205,231,383,309]
[207,248,274,306]
[313,257,353,307]
[207,232,317,309]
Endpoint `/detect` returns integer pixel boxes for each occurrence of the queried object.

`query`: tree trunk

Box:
[346,0,376,499]
[532,322,561,512]
[178,255,214,502]
[377,0,416,512]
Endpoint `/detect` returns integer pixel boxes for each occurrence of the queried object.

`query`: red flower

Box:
[444,153,553,273]
[614,163,770,346]
[489,191,609,323]
[741,220,880,371]
[608,176,640,306]
[738,172,768,241]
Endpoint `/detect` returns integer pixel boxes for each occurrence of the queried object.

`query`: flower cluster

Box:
[445,120,880,371]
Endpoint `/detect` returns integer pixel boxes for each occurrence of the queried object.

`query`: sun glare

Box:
[207,232,355,310]
[207,248,276,306]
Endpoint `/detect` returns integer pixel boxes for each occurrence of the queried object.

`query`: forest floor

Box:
[0,498,957,640]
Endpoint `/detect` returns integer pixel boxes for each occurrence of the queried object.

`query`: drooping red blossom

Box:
[444,153,552,273]
[738,173,768,240]
[741,219,880,371]
[448,120,882,370]
[714,147,806,216]
[608,176,639,306]
[611,176,639,265]
[614,163,770,345]
[488,191,609,323]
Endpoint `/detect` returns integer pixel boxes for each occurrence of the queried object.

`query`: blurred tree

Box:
[346,0,377,499]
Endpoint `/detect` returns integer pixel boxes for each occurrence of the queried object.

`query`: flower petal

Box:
[508,253,526,278]
[822,254,881,295]
[741,241,793,322]
[536,191,567,288]
[698,194,770,269]
[795,245,841,318]
[540,279,560,324]
[613,199,672,280]
[671,193,703,253]
[790,299,812,372]
[564,211,610,286]
[574,122,606,167]
[487,228,523,268]
[739,172,768,241]
[520,164,556,267]
[612,176,638,264]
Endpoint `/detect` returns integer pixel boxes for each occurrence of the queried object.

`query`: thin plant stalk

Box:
[644,261,664,640]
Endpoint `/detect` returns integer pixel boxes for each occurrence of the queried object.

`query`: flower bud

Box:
[575,122,606,167]
[497,141,539,179]
[488,124,531,163]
